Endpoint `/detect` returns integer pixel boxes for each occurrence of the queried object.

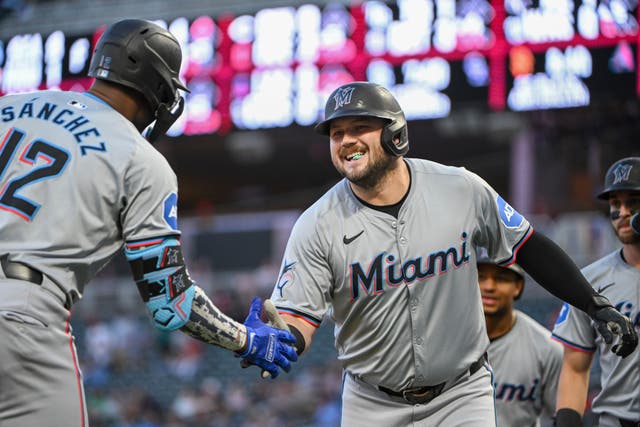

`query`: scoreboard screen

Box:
[1,0,638,136]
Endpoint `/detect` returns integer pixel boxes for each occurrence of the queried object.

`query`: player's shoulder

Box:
[580,249,623,285]
[515,311,563,353]
[407,158,486,189]
[406,158,468,177]
[292,180,354,236]
[515,311,552,337]
[296,180,349,222]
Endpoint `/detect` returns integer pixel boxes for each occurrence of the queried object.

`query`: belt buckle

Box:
[402,386,441,405]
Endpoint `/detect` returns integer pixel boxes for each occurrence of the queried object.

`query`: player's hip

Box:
[342,355,495,426]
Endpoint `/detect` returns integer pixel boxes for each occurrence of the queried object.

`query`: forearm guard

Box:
[125,237,195,331]
[180,286,247,352]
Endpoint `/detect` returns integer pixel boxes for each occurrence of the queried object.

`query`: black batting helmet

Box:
[88,19,189,142]
[314,82,409,156]
[597,157,640,200]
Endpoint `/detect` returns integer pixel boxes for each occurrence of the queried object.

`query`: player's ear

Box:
[514,280,524,300]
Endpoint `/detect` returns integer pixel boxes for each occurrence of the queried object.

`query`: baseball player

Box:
[477,256,563,427]
[264,82,637,427]
[553,157,640,427]
[0,19,296,427]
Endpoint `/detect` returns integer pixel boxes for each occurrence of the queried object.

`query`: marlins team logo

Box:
[333,86,356,110]
[612,163,633,184]
[496,195,524,229]
[163,193,178,230]
[276,260,296,297]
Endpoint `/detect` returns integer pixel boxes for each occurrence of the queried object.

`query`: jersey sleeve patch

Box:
[496,195,524,229]
[163,193,178,230]
[555,302,570,325]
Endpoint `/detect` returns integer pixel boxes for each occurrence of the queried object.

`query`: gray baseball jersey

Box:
[0,90,180,303]
[0,90,180,427]
[271,158,532,391]
[552,250,640,420]
[490,310,563,427]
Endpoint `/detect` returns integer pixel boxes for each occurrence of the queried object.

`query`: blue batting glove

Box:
[236,297,298,378]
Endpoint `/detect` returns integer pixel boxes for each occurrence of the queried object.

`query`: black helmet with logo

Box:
[88,19,190,142]
[597,157,640,200]
[314,82,409,156]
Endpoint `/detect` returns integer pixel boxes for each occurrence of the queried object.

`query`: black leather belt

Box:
[1,255,43,285]
[378,353,486,405]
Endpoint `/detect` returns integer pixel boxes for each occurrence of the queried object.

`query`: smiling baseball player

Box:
[263,82,637,427]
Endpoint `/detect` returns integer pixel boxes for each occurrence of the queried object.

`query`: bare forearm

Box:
[180,286,247,352]
[556,365,590,414]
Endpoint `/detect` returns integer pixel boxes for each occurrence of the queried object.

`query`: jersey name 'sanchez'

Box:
[2,98,106,155]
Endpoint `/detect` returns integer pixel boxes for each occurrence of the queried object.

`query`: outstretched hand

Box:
[236,297,298,378]
[592,305,638,358]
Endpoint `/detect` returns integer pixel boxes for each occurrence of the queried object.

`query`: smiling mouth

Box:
[346,152,365,161]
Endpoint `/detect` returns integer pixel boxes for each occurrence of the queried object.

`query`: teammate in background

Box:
[553,157,640,427]
[262,82,637,426]
[0,19,296,427]
[478,256,562,427]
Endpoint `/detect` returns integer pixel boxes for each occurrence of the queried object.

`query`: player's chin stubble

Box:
[335,151,395,190]
[617,231,640,245]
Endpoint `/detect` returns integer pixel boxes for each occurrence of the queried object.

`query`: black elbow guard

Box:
[289,324,307,355]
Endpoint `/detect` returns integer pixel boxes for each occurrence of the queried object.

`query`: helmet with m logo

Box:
[314,82,409,157]
[597,157,640,200]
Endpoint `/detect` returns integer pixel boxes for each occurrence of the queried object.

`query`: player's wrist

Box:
[554,408,582,427]
[586,294,613,317]
[236,326,252,356]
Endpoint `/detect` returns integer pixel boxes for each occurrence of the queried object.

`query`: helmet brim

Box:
[314,111,393,135]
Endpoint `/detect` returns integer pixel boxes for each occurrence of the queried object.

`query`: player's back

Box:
[0,90,168,295]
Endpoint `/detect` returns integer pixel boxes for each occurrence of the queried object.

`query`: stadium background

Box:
[1,1,639,426]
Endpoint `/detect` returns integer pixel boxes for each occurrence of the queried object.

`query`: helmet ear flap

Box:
[381,120,409,156]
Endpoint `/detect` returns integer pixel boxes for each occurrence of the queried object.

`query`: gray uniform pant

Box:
[595,413,640,427]
[0,273,87,427]
[342,363,496,427]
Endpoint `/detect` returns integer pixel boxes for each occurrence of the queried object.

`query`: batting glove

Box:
[236,297,298,378]
[589,295,638,358]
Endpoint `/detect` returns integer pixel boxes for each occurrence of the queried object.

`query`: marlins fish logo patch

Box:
[276,260,296,297]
